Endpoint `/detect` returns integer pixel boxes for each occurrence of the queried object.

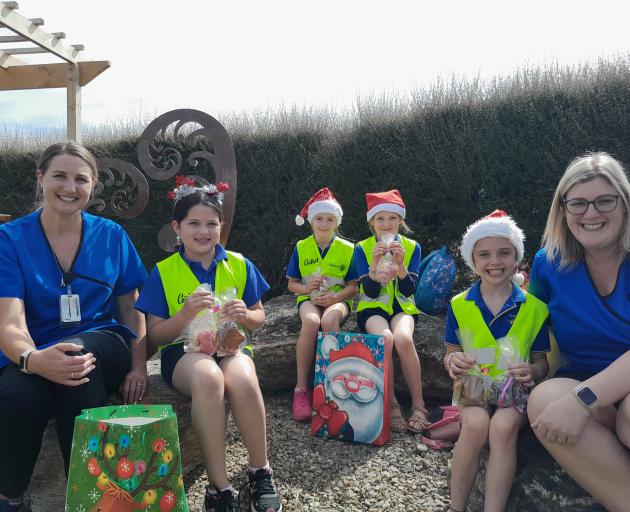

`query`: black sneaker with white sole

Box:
[203,485,236,512]
[248,467,282,512]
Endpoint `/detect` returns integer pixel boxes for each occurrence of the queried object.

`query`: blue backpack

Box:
[414,245,457,315]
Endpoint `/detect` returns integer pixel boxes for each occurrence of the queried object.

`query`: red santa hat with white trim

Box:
[295,187,343,226]
[365,189,406,222]
[460,209,525,273]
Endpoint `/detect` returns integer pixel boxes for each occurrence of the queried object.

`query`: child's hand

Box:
[312,291,338,308]
[389,242,405,266]
[221,299,248,323]
[371,242,389,266]
[179,291,214,323]
[509,362,534,387]
[305,275,324,293]
[447,351,475,380]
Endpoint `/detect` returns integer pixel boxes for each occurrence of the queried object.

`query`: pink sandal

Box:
[417,434,454,450]
[425,405,460,433]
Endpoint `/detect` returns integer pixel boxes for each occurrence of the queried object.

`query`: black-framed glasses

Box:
[562,194,620,215]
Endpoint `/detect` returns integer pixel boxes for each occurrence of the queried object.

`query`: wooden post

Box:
[67,62,81,143]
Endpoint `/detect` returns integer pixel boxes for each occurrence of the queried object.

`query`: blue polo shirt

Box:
[529,248,629,374]
[445,280,550,353]
[286,235,358,281]
[351,235,422,278]
[135,244,270,318]
[0,210,148,368]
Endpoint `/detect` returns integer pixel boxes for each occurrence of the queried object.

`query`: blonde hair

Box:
[367,217,412,235]
[543,152,630,269]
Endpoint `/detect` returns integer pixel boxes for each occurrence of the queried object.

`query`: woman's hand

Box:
[509,362,535,387]
[178,290,214,323]
[119,366,148,404]
[27,342,95,386]
[447,351,475,380]
[221,299,248,323]
[531,392,591,445]
[312,291,339,308]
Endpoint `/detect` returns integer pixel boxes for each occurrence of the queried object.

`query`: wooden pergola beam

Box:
[0,2,81,63]
[0,49,26,68]
[0,60,110,90]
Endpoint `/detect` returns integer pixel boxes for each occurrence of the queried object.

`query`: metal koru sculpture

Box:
[89,109,237,252]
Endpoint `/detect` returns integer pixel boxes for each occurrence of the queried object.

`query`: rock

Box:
[467,427,603,511]
[251,294,452,400]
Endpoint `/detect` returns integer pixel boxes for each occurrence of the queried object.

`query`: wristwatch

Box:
[18,348,36,374]
[573,384,600,414]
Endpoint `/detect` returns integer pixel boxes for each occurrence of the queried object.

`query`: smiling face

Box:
[37,154,95,215]
[310,213,337,239]
[370,211,402,239]
[564,177,625,256]
[472,237,517,286]
[173,204,222,260]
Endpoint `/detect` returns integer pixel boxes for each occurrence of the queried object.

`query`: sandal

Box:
[407,404,431,433]
[417,434,454,450]
[389,404,407,433]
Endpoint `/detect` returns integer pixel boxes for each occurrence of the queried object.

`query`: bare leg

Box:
[528,378,630,512]
[220,354,268,468]
[295,302,322,389]
[171,352,229,489]
[450,406,490,511]
[365,315,395,406]
[391,313,424,409]
[320,302,348,332]
[484,408,526,512]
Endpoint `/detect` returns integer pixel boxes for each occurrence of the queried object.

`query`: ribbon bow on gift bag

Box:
[310,384,349,436]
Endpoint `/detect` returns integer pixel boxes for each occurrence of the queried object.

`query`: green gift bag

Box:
[65,404,188,512]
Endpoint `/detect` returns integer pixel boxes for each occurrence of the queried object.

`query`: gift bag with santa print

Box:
[65,404,188,512]
[311,331,390,446]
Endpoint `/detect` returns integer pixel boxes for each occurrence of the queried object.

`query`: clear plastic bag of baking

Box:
[307,266,331,299]
[187,283,221,354]
[485,335,530,414]
[453,329,494,407]
[215,287,248,355]
[375,233,398,283]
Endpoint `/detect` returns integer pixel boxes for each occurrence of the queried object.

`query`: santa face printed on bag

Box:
[321,335,385,444]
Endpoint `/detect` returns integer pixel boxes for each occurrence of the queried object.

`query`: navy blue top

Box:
[445,280,550,353]
[0,210,148,368]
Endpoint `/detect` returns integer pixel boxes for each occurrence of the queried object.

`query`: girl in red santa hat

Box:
[353,189,429,433]
[444,210,550,512]
[287,188,359,421]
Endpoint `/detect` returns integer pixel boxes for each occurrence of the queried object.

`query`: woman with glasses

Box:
[526,152,630,511]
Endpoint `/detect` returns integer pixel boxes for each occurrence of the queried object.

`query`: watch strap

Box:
[573,384,600,414]
[19,348,36,374]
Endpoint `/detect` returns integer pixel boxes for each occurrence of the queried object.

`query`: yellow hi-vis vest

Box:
[450,289,549,378]
[356,235,420,316]
[296,235,354,308]
[156,251,248,348]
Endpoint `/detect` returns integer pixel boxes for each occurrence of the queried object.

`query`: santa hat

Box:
[365,190,406,222]
[460,209,525,273]
[295,187,343,226]
[322,335,384,391]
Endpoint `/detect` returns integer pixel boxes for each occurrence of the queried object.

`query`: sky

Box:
[1,0,630,130]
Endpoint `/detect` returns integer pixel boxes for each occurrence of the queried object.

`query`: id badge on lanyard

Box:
[60,284,81,327]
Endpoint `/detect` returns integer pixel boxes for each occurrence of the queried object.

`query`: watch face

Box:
[577,386,598,406]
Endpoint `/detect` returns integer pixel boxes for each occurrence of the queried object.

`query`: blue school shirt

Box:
[135,244,270,318]
[286,235,359,281]
[529,248,630,374]
[0,210,148,369]
[444,280,550,353]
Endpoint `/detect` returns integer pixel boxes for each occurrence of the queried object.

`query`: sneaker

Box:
[248,467,282,512]
[292,388,312,422]
[203,485,236,512]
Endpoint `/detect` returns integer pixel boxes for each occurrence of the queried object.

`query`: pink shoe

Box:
[292,388,312,422]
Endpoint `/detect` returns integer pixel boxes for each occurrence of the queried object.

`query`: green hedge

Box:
[3,59,630,298]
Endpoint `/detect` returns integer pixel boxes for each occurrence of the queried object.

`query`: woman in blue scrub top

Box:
[527,152,630,511]
[0,142,148,511]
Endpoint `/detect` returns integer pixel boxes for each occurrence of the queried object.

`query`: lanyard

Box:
[38,213,84,290]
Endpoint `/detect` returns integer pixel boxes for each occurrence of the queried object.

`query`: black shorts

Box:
[356,305,418,333]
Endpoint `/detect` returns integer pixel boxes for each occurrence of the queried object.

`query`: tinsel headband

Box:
[167,175,230,204]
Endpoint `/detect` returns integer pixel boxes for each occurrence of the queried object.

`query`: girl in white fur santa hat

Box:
[444,209,550,512]
[287,188,359,422]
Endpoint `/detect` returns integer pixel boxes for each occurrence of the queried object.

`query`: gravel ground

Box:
[184,391,453,511]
